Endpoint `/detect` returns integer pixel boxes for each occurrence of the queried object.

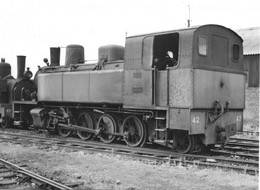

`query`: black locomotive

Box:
[0,24,245,153]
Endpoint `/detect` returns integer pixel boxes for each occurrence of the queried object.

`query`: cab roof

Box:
[127,24,243,42]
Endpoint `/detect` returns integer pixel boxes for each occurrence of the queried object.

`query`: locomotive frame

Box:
[0,24,245,154]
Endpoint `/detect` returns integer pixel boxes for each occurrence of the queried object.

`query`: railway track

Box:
[228,137,258,153]
[0,130,258,176]
[210,136,259,160]
[237,131,259,136]
[0,158,72,190]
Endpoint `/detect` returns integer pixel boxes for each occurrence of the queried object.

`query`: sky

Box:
[0,0,260,77]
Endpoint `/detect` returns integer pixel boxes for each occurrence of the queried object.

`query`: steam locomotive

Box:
[0,24,245,153]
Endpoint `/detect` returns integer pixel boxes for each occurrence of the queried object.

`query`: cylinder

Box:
[17,55,26,79]
[0,58,11,78]
[65,45,84,66]
[50,47,60,66]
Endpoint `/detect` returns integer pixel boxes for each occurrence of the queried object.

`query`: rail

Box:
[0,158,72,190]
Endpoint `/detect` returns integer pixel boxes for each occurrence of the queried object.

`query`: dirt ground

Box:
[0,142,258,190]
[0,87,259,190]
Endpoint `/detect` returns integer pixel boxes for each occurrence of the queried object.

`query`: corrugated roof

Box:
[236,27,260,55]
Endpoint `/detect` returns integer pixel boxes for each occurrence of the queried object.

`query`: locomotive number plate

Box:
[132,87,143,93]
[133,72,142,78]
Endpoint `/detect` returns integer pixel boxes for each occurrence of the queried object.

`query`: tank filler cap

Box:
[1,58,5,63]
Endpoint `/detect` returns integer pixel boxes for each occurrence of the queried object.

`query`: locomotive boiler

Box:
[2,24,245,153]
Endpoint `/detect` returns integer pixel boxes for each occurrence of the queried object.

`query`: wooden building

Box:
[236,27,260,87]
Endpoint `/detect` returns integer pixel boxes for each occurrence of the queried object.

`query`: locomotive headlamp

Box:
[23,67,33,80]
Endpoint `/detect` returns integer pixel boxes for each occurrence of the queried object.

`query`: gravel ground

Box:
[0,142,258,190]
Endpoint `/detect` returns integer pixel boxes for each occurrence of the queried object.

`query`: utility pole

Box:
[187,5,191,27]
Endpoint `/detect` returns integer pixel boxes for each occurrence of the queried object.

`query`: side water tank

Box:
[65,44,84,66]
[98,45,124,62]
[0,58,11,78]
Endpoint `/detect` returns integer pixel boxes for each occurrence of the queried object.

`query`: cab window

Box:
[233,44,240,61]
[152,33,179,70]
[198,35,207,55]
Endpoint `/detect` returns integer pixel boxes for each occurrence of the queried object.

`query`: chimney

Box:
[17,55,26,78]
[50,47,60,66]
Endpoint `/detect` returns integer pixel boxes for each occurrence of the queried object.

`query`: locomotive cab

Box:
[123,25,245,153]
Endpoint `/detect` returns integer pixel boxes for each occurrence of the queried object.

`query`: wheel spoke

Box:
[58,128,71,137]
[133,134,138,143]
[124,124,130,130]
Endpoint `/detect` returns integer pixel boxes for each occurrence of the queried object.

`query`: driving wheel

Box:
[76,111,95,140]
[97,114,117,144]
[122,115,145,147]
